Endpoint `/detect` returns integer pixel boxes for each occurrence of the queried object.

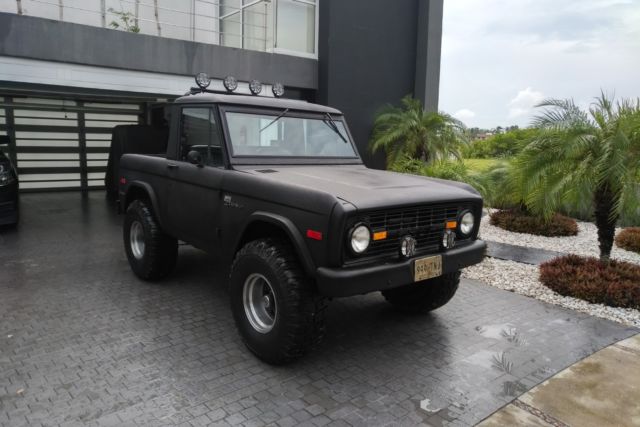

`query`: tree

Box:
[514,94,640,262]
[370,96,466,166]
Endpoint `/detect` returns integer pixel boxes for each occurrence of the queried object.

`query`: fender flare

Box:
[237,211,316,276]
[123,181,165,228]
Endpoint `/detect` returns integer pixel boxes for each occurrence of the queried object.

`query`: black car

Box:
[118,74,486,364]
[0,135,18,226]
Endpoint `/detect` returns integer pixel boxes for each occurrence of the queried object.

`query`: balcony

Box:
[2,0,318,58]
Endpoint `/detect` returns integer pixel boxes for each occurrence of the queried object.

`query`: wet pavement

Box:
[0,192,637,427]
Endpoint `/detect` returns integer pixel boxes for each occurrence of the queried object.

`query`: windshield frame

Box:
[219,105,363,166]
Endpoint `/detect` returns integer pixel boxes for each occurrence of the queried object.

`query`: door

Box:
[165,107,224,252]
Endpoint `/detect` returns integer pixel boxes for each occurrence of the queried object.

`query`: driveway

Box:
[0,192,637,426]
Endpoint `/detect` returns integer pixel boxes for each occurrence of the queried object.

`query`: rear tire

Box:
[382,271,461,313]
[124,199,177,280]
[229,239,327,365]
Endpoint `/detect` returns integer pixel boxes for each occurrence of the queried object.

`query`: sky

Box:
[439,0,640,129]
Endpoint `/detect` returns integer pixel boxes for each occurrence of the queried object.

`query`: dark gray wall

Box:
[317,0,443,169]
[0,13,317,91]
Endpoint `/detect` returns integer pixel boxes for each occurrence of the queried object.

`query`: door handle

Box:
[167,163,179,170]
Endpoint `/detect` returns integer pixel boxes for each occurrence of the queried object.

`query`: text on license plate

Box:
[414,255,443,282]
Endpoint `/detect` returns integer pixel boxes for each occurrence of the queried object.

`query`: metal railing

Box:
[7,0,305,52]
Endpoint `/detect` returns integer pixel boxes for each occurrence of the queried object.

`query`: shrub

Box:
[462,128,538,159]
[540,255,640,309]
[490,209,578,237]
[616,228,640,253]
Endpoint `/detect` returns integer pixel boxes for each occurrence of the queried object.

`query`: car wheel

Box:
[382,271,461,313]
[124,199,178,280]
[229,238,327,364]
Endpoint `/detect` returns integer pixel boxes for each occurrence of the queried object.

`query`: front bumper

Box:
[315,240,486,297]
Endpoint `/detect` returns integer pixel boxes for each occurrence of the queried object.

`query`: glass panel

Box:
[276,0,315,54]
[221,0,242,48]
[181,108,223,167]
[226,112,357,158]
[243,1,270,51]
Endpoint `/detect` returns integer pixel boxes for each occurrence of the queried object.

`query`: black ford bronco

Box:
[119,75,486,364]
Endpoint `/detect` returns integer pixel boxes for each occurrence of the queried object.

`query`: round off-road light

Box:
[442,230,456,249]
[459,211,475,236]
[195,72,211,89]
[272,82,285,98]
[223,75,238,92]
[400,235,417,258]
[350,224,371,254]
[249,79,263,95]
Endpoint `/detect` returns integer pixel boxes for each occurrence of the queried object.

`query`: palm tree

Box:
[370,96,466,166]
[514,94,640,262]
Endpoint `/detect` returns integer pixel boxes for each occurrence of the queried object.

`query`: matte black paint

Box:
[119,96,485,297]
[0,148,19,225]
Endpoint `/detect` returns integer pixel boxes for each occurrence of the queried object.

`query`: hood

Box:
[235,165,482,210]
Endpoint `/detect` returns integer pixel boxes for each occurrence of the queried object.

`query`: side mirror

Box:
[0,135,9,145]
[187,150,204,167]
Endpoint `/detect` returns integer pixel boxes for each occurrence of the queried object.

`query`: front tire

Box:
[229,239,327,365]
[382,271,461,313]
[124,199,178,280]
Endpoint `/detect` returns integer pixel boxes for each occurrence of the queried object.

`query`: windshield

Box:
[225,111,358,158]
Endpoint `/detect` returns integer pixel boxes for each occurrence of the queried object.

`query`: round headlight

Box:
[195,72,211,89]
[223,75,238,92]
[350,224,371,254]
[272,82,285,98]
[249,80,263,95]
[459,211,475,236]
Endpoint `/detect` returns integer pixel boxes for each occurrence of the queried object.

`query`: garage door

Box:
[5,97,142,191]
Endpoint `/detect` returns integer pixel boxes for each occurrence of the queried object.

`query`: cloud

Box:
[508,88,545,119]
[453,109,476,122]
[439,0,640,128]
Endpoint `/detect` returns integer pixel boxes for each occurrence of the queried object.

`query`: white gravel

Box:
[462,257,640,328]
[479,211,640,265]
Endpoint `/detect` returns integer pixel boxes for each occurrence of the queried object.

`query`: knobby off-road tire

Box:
[124,199,178,280]
[382,271,461,313]
[229,239,327,365]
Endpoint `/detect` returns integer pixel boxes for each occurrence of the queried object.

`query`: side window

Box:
[180,108,223,167]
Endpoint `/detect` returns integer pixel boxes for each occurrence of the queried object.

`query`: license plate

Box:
[414,255,443,282]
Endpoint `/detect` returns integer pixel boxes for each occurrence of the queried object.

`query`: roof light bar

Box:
[190,74,285,98]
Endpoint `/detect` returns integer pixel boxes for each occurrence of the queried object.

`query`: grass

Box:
[463,158,509,174]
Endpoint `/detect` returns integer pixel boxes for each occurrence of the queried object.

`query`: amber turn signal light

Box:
[373,231,388,241]
[446,221,457,229]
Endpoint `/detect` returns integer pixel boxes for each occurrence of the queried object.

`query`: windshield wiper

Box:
[322,112,348,143]
[259,108,290,133]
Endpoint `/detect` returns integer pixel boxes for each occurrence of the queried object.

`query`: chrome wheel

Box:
[243,273,277,333]
[130,220,146,260]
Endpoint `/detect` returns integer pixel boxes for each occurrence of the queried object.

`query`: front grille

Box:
[345,203,472,264]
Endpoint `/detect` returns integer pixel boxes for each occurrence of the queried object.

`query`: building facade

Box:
[0,0,443,191]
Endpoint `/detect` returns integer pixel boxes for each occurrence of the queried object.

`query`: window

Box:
[275,0,316,55]
[220,0,273,51]
[220,0,316,56]
[180,108,223,167]
[225,111,357,159]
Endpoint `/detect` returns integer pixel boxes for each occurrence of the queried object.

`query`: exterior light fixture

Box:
[459,211,475,236]
[249,80,263,96]
[195,72,211,89]
[349,224,371,254]
[272,82,285,98]
[223,75,238,92]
